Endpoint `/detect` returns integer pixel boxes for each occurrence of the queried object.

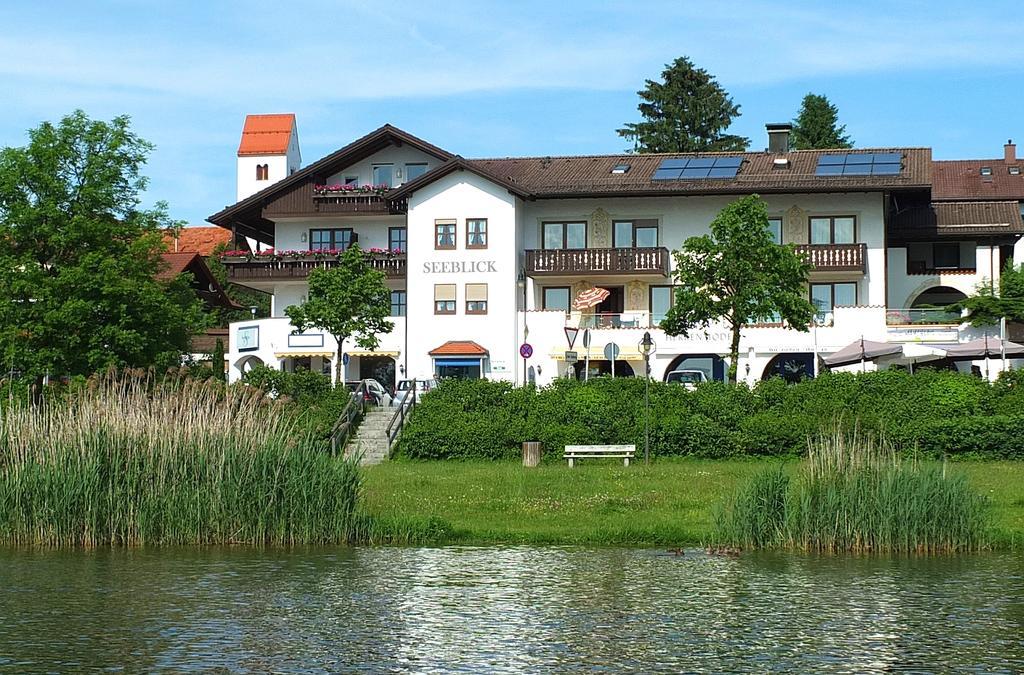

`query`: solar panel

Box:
[814,153,903,177]
[652,156,744,180]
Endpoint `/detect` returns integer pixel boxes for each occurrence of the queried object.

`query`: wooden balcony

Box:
[222,252,406,281]
[525,247,671,277]
[309,192,407,215]
[794,243,867,273]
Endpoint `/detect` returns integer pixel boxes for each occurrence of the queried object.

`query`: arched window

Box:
[256,164,269,181]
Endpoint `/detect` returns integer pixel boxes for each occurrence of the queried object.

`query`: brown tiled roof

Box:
[157,252,199,280]
[238,114,295,156]
[465,148,932,198]
[890,201,1024,239]
[157,253,244,310]
[162,226,234,256]
[428,340,488,356]
[932,159,1024,200]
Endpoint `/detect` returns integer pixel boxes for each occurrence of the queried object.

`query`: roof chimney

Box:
[766,123,792,153]
[1005,139,1016,163]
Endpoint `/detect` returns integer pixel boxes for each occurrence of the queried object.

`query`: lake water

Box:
[1,546,1022,673]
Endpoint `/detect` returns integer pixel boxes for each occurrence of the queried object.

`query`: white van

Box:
[665,370,708,390]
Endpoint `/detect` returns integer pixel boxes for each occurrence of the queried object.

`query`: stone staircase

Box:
[344,406,394,465]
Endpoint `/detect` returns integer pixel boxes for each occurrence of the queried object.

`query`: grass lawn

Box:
[361,458,1024,547]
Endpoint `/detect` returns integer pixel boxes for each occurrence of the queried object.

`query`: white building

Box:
[208,118,1024,386]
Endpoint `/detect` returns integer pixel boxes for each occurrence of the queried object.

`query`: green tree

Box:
[285,244,394,385]
[952,264,1024,327]
[205,241,271,324]
[660,195,816,383]
[617,56,749,153]
[791,93,852,150]
[0,111,207,379]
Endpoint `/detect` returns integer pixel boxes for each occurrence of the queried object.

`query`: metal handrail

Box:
[330,381,367,453]
[385,379,417,447]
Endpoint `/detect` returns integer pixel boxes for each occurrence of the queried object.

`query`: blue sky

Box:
[2,1,1023,226]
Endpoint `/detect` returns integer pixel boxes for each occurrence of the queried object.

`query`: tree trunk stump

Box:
[522,441,542,467]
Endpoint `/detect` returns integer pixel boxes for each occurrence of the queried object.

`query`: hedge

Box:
[395,370,1024,461]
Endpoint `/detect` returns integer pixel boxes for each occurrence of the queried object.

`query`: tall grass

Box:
[714,429,990,553]
[0,374,362,546]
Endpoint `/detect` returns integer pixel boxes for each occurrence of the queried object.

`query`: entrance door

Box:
[359,356,396,391]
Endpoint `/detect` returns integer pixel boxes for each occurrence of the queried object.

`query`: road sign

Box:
[564,350,578,363]
[342,353,350,365]
[603,342,620,361]
[564,327,579,349]
[519,343,534,359]
[582,329,592,348]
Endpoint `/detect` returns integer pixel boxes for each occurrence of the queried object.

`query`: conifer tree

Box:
[791,94,853,150]
[618,57,749,153]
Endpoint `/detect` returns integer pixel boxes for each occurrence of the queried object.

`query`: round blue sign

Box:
[519,343,533,359]
[342,353,350,365]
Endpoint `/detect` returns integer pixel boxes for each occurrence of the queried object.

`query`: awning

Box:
[823,339,902,368]
[573,287,610,310]
[274,350,334,359]
[346,350,399,357]
[434,357,483,367]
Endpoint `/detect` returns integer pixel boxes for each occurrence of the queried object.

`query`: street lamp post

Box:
[639,331,655,466]
[517,269,527,385]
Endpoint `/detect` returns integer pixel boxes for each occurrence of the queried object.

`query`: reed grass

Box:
[714,428,990,553]
[0,373,362,546]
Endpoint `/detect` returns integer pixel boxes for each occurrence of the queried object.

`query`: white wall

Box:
[887,243,997,308]
[324,146,439,187]
[404,171,519,382]
[273,215,406,251]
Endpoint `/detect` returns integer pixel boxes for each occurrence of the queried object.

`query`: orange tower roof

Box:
[237,113,295,156]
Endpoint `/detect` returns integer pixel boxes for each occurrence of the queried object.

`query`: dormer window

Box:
[980,166,993,176]
[256,164,269,181]
[1010,167,1021,175]
[611,163,630,174]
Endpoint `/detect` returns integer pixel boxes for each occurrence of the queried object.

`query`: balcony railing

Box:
[311,192,407,215]
[795,243,867,272]
[885,308,962,326]
[222,252,406,281]
[525,247,670,276]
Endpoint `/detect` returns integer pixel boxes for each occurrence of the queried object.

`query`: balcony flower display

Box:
[313,183,391,197]
[221,247,405,262]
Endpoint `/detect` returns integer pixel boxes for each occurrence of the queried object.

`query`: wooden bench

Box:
[564,444,636,467]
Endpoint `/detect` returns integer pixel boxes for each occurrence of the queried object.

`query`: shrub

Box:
[396,370,1024,461]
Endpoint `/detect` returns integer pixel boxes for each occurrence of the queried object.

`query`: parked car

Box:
[665,370,708,390]
[391,378,437,406]
[344,379,392,407]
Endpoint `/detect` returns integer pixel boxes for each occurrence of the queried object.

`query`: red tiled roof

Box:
[932,159,1024,201]
[428,341,488,356]
[156,252,199,280]
[238,114,295,156]
[162,226,234,256]
[464,148,932,197]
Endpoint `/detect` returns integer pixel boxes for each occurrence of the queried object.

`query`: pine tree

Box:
[617,57,749,153]
[791,94,852,150]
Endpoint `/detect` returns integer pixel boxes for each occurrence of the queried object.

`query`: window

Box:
[767,217,782,244]
[309,228,354,251]
[809,216,855,244]
[613,220,659,248]
[405,163,428,181]
[390,290,406,317]
[543,287,571,313]
[933,242,960,269]
[256,164,269,181]
[980,166,993,176]
[466,283,488,314]
[372,164,393,187]
[542,222,587,249]
[434,284,456,314]
[388,227,407,253]
[344,175,359,186]
[435,220,456,250]
[1010,167,1021,176]
[611,163,630,174]
[649,286,673,326]
[466,219,487,249]
[810,282,857,316]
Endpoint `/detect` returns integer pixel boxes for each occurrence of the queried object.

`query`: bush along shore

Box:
[0,374,364,546]
[396,370,1024,460]
[713,429,991,554]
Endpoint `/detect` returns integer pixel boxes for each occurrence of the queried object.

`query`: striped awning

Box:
[347,350,400,357]
[274,351,334,359]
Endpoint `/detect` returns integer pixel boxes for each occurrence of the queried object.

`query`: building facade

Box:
[209,119,1024,387]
